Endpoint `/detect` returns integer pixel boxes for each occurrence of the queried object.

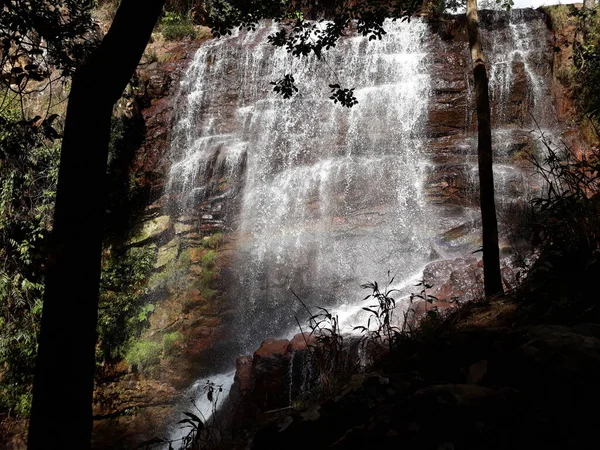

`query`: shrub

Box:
[531,139,600,255]
[572,6,600,141]
[203,232,223,249]
[543,4,575,31]
[0,92,60,417]
[160,12,197,41]
[201,250,217,268]
[97,246,156,362]
[525,135,600,321]
[162,331,184,355]
[125,339,162,372]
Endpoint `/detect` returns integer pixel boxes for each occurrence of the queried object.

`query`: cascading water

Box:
[482,9,557,208]
[164,19,437,442]
[168,19,435,353]
[161,8,557,444]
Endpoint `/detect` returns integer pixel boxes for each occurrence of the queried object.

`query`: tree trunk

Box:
[466,0,504,297]
[27,1,165,448]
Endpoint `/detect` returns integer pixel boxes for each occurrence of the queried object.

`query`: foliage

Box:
[104,112,148,246]
[329,84,358,108]
[0,97,154,417]
[141,380,225,450]
[124,339,162,373]
[200,250,217,269]
[202,233,223,250]
[543,4,575,31]
[291,290,356,397]
[526,134,600,321]
[207,0,422,106]
[163,331,184,355]
[531,136,600,258]
[160,11,198,41]
[270,74,298,99]
[164,0,204,15]
[0,3,107,415]
[125,331,183,374]
[97,246,156,362]
[0,91,60,418]
[573,5,600,126]
[0,0,98,101]
[177,381,224,450]
[355,276,402,351]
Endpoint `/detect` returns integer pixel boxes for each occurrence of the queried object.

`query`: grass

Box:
[160,12,198,41]
[125,339,162,373]
[543,4,576,31]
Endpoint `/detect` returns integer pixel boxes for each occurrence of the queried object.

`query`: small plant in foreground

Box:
[291,289,356,397]
[355,273,402,351]
[140,380,224,449]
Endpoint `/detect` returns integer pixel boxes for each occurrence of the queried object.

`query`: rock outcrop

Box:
[229,333,318,422]
[250,323,600,450]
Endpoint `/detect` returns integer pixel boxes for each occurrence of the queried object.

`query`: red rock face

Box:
[251,339,293,411]
[254,338,291,359]
[229,333,320,420]
[288,332,317,352]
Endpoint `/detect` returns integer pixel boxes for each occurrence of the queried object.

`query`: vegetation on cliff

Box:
[545,3,600,144]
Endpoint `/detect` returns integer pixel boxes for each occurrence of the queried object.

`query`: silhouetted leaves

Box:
[207,0,424,108]
[329,84,358,108]
[270,74,298,99]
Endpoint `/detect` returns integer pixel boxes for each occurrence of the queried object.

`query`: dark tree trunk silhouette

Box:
[27,1,165,448]
[466,0,504,297]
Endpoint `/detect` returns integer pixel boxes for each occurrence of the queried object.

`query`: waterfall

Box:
[160,9,557,444]
[168,19,435,352]
[482,9,556,212]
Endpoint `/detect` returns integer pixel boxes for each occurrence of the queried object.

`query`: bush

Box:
[97,246,156,362]
[201,250,218,269]
[203,232,223,249]
[525,135,600,321]
[0,92,60,418]
[531,140,600,255]
[125,340,162,372]
[572,6,600,140]
[162,331,184,355]
[160,12,197,41]
[543,4,575,31]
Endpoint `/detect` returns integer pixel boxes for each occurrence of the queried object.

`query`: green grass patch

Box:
[202,232,224,249]
[125,339,162,373]
[162,331,184,355]
[160,12,197,41]
[201,249,217,269]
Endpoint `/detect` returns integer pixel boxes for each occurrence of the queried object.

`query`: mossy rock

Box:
[155,239,179,269]
[174,222,195,235]
[131,215,171,244]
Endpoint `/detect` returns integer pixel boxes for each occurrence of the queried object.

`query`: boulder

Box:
[130,215,171,244]
[155,239,179,268]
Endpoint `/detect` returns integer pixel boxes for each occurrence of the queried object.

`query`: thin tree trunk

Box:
[466,0,504,297]
[27,1,165,448]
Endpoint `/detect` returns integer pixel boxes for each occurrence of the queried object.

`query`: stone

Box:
[174,221,195,235]
[254,338,290,359]
[249,339,292,411]
[288,332,316,352]
[155,239,179,268]
[130,215,171,244]
[234,355,254,392]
